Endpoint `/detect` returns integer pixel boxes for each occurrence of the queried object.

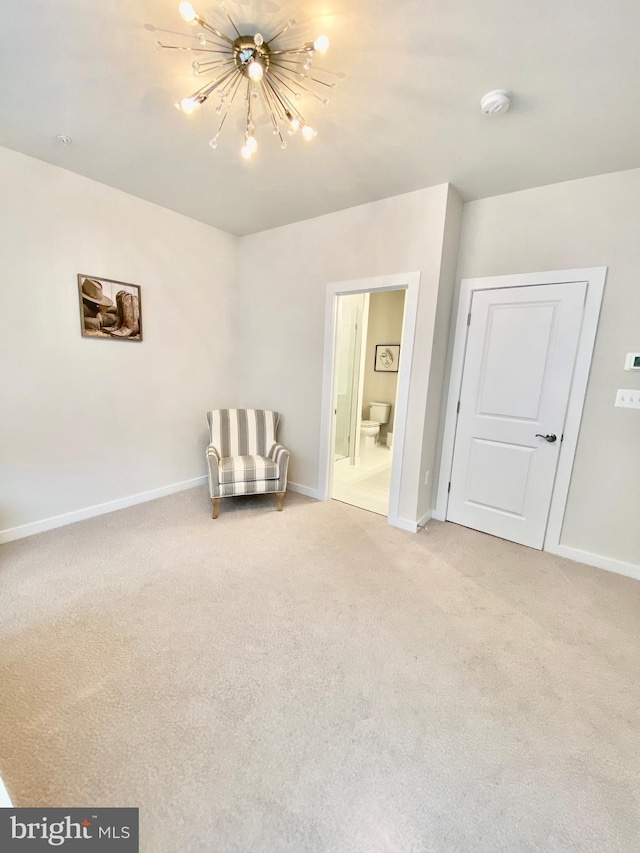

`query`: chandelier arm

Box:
[190,66,238,100]
[246,80,252,132]
[195,17,236,46]
[211,74,244,144]
[265,77,305,124]
[265,22,296,46]
[216,68,244,103]
[269,57,308,67]
[262,79,280,119]
[269,68,327,104]
[265,78,290,128]
[157,43,232,55]
[295,72,335,89]
[221,7,242,40]
[268,70,303,102]
[228,71,245,102]
[260,81,281,134]
[195,57,236,71]
[263,77,295,122]
[273,58,337,77]
[268,47,312,56]
[198,34,234,49]
[262,78,286,123]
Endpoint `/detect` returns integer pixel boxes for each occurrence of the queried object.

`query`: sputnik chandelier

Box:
[156,2,338,159]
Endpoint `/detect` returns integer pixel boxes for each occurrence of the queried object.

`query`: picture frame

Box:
[78,274,143,341]
[374,344,400,373]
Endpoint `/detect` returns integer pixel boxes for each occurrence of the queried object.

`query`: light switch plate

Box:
[615,389,640,409]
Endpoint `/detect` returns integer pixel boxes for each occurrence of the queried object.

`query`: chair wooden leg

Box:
[211,498,220,519]
[276,492,285,512]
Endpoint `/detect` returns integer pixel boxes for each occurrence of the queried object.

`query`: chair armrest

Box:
[206,444,221,489]
[268,443,289,464]
[269,443,290,492]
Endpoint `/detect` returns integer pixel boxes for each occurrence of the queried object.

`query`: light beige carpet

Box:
[0,488,638,852]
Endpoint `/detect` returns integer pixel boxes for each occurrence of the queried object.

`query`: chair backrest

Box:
[207,409,279,457]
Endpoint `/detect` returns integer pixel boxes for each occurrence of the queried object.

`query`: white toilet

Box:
[360,402,391,451]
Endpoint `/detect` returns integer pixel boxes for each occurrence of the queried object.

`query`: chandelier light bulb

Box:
[245,135,258,154]
[289,117,300,132]
[197,32,207,45]
[254,33,264,46]
[179,2,198,23]
[180,96,200,114]
[248,60,264,82]
[314,35,330,54]
[240,144,253,159]
[301,125,317,141]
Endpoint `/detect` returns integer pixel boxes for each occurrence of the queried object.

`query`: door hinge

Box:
[467,312,471,326]
[456,401,461,414]
[447,481,451,494]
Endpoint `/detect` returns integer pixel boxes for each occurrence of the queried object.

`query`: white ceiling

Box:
[2,0,640,236]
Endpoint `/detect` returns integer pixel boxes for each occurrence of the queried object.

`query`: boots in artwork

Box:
[109,291,140,338]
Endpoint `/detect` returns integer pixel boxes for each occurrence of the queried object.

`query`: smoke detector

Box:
[480,89,511,115]
[56,134,72,145]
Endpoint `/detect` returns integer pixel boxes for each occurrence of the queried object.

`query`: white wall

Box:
[361,290,405,441]
[0,147,238,537]
[237,184,461,525]
[419,186,465,521]
[457,168,640,566]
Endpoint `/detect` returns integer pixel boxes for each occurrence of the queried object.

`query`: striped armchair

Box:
[206,409,290,518]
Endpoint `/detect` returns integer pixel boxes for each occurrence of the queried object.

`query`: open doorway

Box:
[331,289,406,516]
[318,272,420,531]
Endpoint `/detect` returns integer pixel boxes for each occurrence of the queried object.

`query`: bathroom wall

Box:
[361,290,406,443]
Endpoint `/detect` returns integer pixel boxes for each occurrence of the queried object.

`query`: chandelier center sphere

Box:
[234,36,270,78]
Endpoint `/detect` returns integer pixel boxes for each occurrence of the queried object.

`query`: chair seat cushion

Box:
[219,454,279,484]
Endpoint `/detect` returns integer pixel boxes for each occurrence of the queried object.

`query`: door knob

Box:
[535,433,557,443]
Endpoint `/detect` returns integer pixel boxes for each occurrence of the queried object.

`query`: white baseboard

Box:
[389,516,418,533]
[427,510,638,582]
[0,475,208,544]
[287,481,321,500]
[545,543,640,582]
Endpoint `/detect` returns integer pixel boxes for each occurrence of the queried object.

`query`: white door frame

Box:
[434,267,606,552]
[318,271,421,529]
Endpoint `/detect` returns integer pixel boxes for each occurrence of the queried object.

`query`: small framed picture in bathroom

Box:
[374,344,400,372]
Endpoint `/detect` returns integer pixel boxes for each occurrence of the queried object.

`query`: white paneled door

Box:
[447,282,587,549]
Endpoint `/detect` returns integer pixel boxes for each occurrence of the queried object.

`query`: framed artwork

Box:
[374,344,400,372]
[78,275,143,341]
